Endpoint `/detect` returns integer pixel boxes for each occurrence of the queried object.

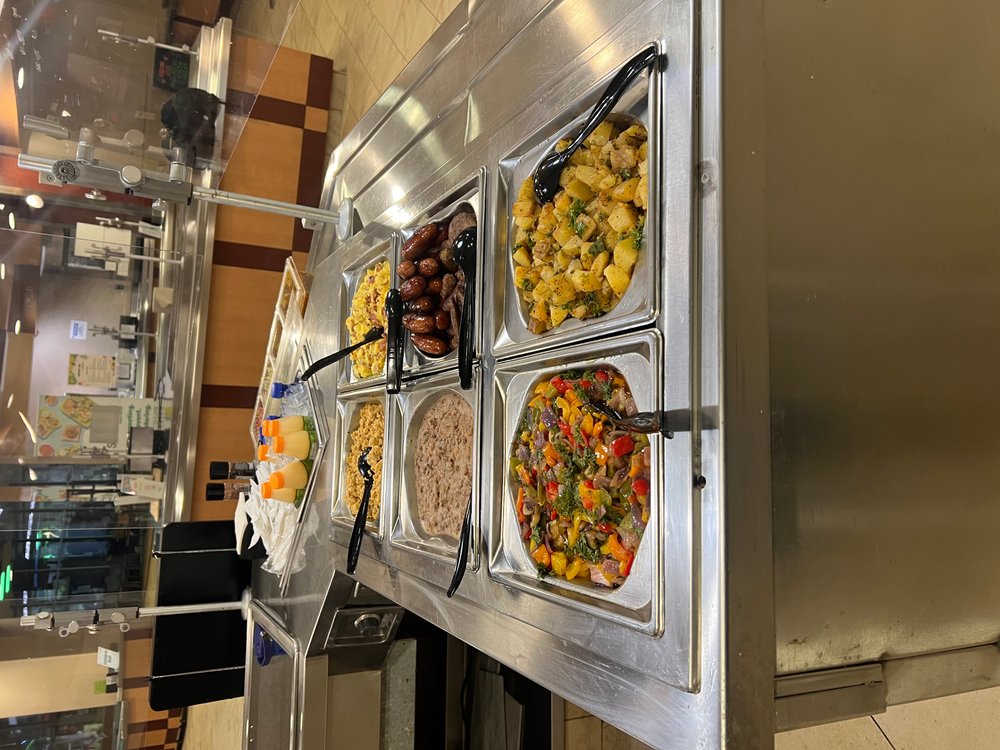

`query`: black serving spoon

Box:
[385,288,404,394]
[452,226,477,390]
[447,491,473,598]
[301,326,384,381]
[346,447,375,575]
[532,46,658,205]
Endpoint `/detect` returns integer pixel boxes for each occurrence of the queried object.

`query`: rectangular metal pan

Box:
[330,386,394,552]
[336,231,398,393]
[487,329,663,635]
[396,169,486,379]
[389,366,482,569]
[492,61,660,360]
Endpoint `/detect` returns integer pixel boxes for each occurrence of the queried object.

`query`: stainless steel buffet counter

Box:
[254,0,1000,747]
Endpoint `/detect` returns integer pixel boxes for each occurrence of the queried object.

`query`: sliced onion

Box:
[540,408,559,428]
[625,396,638,416]
[631,502,647,532]
[611,467,629,487]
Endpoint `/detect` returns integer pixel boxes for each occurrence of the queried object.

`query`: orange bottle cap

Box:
[257,445,270,461]
[261,483,272,499]
[273,435,285,453]
[270,472,285,489]
[263,420,277,437]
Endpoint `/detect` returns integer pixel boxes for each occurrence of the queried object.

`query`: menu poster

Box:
[68,354,116,387]
[35,396,173,456]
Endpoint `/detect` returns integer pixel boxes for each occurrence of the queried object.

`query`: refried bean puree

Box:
[413,393,474,539]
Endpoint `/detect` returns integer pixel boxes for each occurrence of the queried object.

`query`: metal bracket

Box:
[775,663,887,732]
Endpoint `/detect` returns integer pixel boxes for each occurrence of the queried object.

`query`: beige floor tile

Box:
[300,0,326,29]
[185,697,243,750]
[421,0,461,23]
[565,701,590,720]
[313,0,346,59]
[391,0,439,60]
[342,103,361,137]
[775,717,893,750]
[874,687,1000,750]
[566,716,602,750]
[369,0,404,37]
[603,722,654,750]
[361,25,404,92]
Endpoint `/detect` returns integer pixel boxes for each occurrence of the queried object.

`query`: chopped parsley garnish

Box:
[536,563,549,578]
[568,198,587,224]
[583,292,603,318]
[627,216,645,249]
[620,167,632,180]
[554,481,582,518]
[591,236,605,256]
[530,524,544,547]
[520,278,535,292]
[569,536,601,563]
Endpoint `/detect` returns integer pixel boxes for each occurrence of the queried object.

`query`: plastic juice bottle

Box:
[271,431,314,461]
[261,482,302,504]
[268,459,311,490]
[263,415,315,437]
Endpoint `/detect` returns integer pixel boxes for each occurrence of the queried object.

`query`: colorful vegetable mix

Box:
[510,368,651,588]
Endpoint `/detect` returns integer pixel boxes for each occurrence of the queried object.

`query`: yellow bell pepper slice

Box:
[566,558,583,580]
[581,413,594,438]
[600,543,611,555]
[593,419,604,439]
[543,443,560,467]
[531,545,551,568]
[517,464,533,486]
[595,443,610,466]
[551,552,567,576]
[529,395,546,410]
[606,533,630,563]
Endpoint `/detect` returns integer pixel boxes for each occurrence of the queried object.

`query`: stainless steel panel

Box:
[330,386,394,546]
[389,366,482,569]
[334,227,398,392]
[397,171,485,377]
[493,59,659,359]
[766,0,1000,677]
[488,331,662,634]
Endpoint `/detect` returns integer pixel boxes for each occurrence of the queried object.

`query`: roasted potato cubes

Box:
[511,119,648,334]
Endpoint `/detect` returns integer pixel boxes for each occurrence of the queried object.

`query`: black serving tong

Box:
[452,226,477,390]
[532,46,658,205]
[447,492,473,598]
[346,447,375,575]
[301,326,384,381]
[385,289,404,394]
[586,402,697,439]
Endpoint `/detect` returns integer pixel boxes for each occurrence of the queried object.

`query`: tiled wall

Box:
[190,44,333,522]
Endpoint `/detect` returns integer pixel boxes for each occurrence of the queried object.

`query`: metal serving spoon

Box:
[447,492,473,598]
[346,447,375,575]
[532,46,658,205]
[452,226,477,391]
[301,326,384,381]
[585,402,682,439]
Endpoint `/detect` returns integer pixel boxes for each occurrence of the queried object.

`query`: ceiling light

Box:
[1,263,6,280]
[25,195,43,209]
[0,204,5,211]
[17,68,24,89]
[27,469,36,481]
[8,214,14,230]
[6,395,13,408]
[18,412,36,444]
[14,320,20,335]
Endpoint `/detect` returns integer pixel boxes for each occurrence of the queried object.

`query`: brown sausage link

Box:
[426,277,443,294]
[418,257,440,277]
[439,245,459,272]
[399,275,427,301]
[396,260,416,279]
[408,295,435,312]
[411,333,448,356]
[402,313,435,334]
[401,224,437,261]
[436,223,450,245]
[434,309,450,330]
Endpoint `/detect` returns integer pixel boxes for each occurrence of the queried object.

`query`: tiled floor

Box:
[184,697,242,750]
[279,0,462,152]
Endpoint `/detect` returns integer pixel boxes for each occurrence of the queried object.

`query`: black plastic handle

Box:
[533,46,658,204]
[447,494,473,598]
[569,45,657,156]
[302,326,384,381]
[455,230,477,391]
[346,472,373,575]
[385,288,403,394]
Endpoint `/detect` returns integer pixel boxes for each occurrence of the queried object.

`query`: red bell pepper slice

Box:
[546,481,559,502]
[621,553,634,577]
[611,433,635,457]
[596,522,613,534]
[631,478,650,497]
[550,376,570,395]
[595,370,609,382]
[580,380,592,389]
[557,421,578,449]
